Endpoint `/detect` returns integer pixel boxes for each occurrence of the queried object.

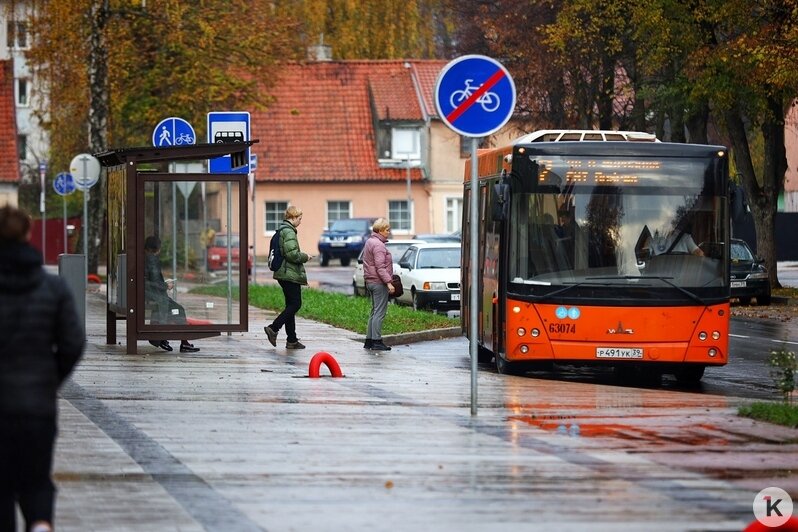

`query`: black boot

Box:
[364,338,373,349]
[371,340,391,351]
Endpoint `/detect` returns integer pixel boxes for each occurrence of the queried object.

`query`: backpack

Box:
[268,229,284,271]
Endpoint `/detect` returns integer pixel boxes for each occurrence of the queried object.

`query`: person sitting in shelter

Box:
[144,235,200,353]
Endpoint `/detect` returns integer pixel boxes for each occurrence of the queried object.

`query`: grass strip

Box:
[192,283,459,336]
[738,402,798,428]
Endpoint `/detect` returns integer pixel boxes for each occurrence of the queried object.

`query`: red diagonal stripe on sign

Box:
[446,69,506,124]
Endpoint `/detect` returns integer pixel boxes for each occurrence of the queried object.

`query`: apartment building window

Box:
[16,78,28,106]
[388,200,411,232]
[7,21,28,49]
[445,197,463,233]
[264,201,288,232]
[326,201,351,227]
[17,134,26,161]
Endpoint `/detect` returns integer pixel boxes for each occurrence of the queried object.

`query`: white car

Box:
[352,239,426,296]
[394,242,461,311]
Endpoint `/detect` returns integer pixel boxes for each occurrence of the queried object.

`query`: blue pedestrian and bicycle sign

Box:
[53,172,75,196]
[152,117,196,147]
[434,55,516,137]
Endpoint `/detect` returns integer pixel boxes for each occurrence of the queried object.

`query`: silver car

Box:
[352,239,426,296]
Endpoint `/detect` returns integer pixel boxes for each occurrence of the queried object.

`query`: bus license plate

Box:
[596,347,643,359]
[451,293,460,301]
[730,281,746,288]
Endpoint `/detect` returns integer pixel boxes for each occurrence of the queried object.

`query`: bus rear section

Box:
[463,134,730,383]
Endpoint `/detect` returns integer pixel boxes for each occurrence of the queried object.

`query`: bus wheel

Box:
[477,345,493,364]
[495,354,525,376]
[674,365,705,384]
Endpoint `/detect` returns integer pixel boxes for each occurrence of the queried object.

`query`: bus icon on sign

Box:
[214,130,244,143]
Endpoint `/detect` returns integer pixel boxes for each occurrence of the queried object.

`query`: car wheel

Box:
[341,257,351,267]
[320,253,329,267]
[738,296,752,306]
[757,291,772,306]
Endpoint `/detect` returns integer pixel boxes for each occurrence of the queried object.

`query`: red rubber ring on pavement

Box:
[308,352,343,378]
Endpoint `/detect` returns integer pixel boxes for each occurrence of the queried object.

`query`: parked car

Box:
[207,233,253,274]
[352,239,426,296]
[318,217,378,267]
[394,242,461,311]
[412,231,461,242]
[730,238,771,305]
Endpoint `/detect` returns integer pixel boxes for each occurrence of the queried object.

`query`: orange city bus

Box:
[461,130,731,383]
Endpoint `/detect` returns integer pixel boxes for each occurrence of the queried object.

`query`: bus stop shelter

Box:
[96,142,255,354]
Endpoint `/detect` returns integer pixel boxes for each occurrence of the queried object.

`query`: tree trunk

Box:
[87,0,109,275]
[724,104,781,288]
[685,102,709,145]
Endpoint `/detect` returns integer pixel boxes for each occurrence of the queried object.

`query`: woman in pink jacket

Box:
[361,218,395,351]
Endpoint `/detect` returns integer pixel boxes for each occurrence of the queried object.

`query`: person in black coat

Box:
[0,205,85,532]
[143,235,200,353]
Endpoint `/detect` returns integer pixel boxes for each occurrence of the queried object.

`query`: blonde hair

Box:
[372,218,390,232]
[284,206,303,221]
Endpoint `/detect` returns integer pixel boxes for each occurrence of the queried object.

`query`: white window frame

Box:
[391,127,421,161]
[445,196,463,233]
[15,78,28,107]
[326,200,351,228]
[388,199,413,234]
[264,201,288,233]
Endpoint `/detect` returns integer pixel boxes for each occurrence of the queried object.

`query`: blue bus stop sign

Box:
[53,172,75,196]
[207,111,251,174]
[152,117,196,147]
[434,55,516,138]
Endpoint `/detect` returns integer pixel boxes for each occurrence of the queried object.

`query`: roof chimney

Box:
[308,34,332,61]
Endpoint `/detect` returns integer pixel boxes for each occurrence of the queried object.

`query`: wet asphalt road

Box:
[289,263,797,402]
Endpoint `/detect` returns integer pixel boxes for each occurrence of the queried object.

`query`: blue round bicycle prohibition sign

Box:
[152,117,196,147]
[434,55,516,137]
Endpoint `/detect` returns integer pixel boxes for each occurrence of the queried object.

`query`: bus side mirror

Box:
[491,183,510,221]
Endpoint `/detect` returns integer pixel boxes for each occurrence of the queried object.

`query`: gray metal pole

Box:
[406,156,412,222]
[469,136,479,416]
[172,182,177,298]
[40,164,46,263]
[63,196,67,255]
[81,156,89,276]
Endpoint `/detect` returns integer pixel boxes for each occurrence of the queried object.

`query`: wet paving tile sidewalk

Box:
[44,293,798,531]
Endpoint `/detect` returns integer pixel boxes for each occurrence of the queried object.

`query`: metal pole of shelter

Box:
[251,171,257,281]
[62,196,67,255]
[469,136,479,416]
[81,157,89,277]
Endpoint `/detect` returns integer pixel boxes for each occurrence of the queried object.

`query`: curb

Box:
[358,327,462,346]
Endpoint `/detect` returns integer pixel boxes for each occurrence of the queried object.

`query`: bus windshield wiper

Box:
[585,275,706,304]
[531,281,596,301]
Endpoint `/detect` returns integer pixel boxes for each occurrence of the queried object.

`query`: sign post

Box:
[53,172,75,254]
[39,161,47,262]
[70,153,101,277]
[434,55,516,416]
[207,111,251,174]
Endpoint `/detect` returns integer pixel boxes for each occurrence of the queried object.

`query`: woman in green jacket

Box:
[264,206,314,349]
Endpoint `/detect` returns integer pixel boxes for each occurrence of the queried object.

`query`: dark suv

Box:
[318,217,377,266]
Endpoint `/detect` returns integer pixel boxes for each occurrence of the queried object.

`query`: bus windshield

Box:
[508,154,728,303]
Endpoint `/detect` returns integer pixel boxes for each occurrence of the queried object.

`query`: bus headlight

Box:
[531,328,540,337]
[520,345,529,354]
[712,331,721,340]
[708,348,717,357]
[517,327,526,337]
[698,331,707,341]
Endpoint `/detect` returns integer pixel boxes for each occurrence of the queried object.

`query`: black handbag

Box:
[390,274,404,298]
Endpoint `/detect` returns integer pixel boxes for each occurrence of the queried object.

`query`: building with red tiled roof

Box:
[249,59,478,260]
[0,59,20,206]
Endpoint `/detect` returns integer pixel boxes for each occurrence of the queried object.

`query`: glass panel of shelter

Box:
[140,178,244,328]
